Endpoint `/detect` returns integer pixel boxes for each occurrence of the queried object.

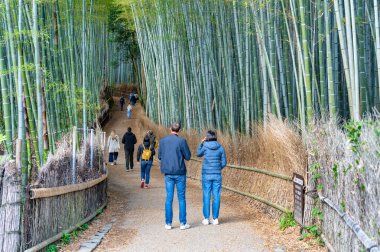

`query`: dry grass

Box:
[139,113,307,217]
[37,131,106,188]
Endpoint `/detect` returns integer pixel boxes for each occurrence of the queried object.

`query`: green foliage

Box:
[108,2,139,62]
[332,163,338,183]
[310,162,321,181]
[0,133,6,143]
[96,208,104,215]
[340,201,346,212]
[344,121,363,153]
[45,244,58,252]
[299,224,324,245]
[104,86,115,109]
[279,212,297,231]
[79,223,89,231]
[61,232,71,245]
[311,207,324,221]
[71,230,79,238]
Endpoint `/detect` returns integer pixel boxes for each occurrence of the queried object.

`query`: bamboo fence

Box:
[23,173,108,250]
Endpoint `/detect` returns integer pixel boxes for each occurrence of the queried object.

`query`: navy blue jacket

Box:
[158,134,191,175]
[197,141,227,175]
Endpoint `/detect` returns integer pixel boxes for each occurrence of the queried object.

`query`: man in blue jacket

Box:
[158,122,191,230]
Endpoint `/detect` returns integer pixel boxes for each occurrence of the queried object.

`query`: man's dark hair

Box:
[171,122,181,133]
[128,127,132,132]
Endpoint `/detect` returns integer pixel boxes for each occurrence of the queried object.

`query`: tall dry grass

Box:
[139,113,307,216]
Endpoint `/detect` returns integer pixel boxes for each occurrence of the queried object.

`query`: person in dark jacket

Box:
[197,130,227,226]
[119,96,125,111]
[122,127,137,171]
[158,122,191,230]
[129,92,137,105]
[137,136,155,189]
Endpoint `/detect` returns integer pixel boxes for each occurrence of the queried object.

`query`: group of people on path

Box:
[107,127,156,188]
[119,91,138,119]
[107,104,227,229]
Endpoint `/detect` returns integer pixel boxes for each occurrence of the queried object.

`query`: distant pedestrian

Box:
[137,136,155,189]
[122,127,137,172]
[107,131,120,165]
[119,96,125,111]
[127,103,133,119]
[130,92,137,105]
[197,130,227,226]
[158,122,191,230]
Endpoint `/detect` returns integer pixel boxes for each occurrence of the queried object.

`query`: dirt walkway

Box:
[65,101,321,252]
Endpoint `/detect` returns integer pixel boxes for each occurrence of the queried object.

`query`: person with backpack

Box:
[107,130,120,165]
[127,103,133,119]
[119,95,125,111]
[158,122,191,230]
[137,136,155,189]
[196,130,227,226]
[122,127,137,172]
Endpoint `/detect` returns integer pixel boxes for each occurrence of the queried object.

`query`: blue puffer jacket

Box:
[197,141,227,175]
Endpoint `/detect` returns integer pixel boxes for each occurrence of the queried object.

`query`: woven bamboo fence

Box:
[304,119,379,251]
[0,160,21,252]
[23,174,108,251]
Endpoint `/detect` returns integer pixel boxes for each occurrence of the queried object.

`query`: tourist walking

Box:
[158,122,191,230]
[122,127,137,171]
[197,130,227,225]
[129,92,137,105]
[107,131,120,165]
[137,136,155,189]
[119,95,125,111]
[127,103,133,119]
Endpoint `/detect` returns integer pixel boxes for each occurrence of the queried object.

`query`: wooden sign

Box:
[293,173,305,225]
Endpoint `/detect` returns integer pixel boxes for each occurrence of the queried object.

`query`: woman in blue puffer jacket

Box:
[197,130,227,225]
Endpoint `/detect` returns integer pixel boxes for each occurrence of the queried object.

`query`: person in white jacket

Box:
[107,131,120,165]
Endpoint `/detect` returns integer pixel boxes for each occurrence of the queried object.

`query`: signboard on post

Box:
[293,173,305,225]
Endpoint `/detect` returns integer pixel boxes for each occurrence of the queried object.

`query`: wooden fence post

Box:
[72,127,77,184]
[90,129,94,169]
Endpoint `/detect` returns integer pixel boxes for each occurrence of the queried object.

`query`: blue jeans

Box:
[127,110,132,119]
[165,175,187,225]
[141,160,153,184]
[202,174,222,219]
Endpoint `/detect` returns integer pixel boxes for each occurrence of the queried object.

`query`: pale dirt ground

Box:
[63,101,325,252]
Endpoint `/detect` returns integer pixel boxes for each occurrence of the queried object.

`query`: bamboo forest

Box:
[0,0,379,251]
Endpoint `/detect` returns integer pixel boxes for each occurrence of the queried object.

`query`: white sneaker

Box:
[165,224,172,230]
[180,223,191,230]
[202,219,209,225]
[212,219,219,225]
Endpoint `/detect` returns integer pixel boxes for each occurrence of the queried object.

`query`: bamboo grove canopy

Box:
[0,0,128,168]
[117,0,380,134]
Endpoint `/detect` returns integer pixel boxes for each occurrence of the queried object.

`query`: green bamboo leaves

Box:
[0,0,122,169]
[123,0,380,134]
